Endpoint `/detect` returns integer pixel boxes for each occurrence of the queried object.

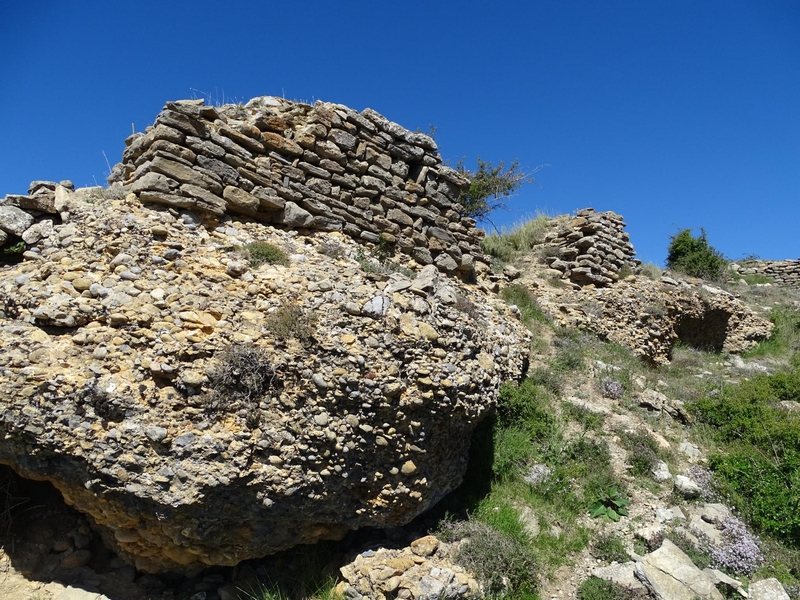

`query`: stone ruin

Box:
[539,208,640,287]
[111,97,484,277]
[730,258,800,287]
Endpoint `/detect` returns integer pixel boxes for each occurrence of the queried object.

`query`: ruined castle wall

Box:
[110,97,484,276]
[731,259,800,287]
[540,208,640,287]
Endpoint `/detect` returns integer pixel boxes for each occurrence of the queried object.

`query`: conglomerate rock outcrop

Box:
[0,178,529,572]
[537,276,772,364]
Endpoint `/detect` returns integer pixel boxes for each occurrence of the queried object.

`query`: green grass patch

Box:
[743,305,800,359]
[689,365,800,544]
[577,576,641,600]
[501,284,549,327]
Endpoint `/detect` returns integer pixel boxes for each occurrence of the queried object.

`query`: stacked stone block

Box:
[731,259,800,287]
[110,97,484,277]
[541,208,639,287]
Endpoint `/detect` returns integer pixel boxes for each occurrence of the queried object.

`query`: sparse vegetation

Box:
[205,343,278,425]
[500,284,549,327]
[481,214,552,263]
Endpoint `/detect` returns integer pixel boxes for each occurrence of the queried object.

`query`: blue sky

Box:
[1,1,798,265]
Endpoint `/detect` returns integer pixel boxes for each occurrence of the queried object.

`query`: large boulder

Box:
[0,197,529,573]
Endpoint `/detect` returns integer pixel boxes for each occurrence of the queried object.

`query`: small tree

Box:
[457,157,537,228]
[666,228,727,280]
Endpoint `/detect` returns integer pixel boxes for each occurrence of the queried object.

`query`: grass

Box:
[481,214,553,264]
[577,576,641,600]
[742,305,800,360]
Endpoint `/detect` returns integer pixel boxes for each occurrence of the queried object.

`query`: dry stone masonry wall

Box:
[730,259,800,287]
[109,97,484,277]
[540,208,640,287]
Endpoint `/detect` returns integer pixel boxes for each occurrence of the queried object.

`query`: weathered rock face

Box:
[539,208,639,288]
[105,97,483,278]
[538,276,772,363]
[0,187,529,572]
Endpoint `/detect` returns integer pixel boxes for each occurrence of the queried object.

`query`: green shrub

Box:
[497,380,555,430]
[457,157,535,223]
[245,241,289,267]
[665,228,727,280]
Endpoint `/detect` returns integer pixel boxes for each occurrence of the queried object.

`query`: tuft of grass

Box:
[481,214,552,264]
[501,284,549,327]
[205,344,277,426]
[618,429,662,478]
[639,262,662,280]
[244,241,290,267]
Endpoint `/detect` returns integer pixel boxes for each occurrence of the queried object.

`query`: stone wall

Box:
[110,97,484,277]
[730,259,800,287]
[540,208,640,287]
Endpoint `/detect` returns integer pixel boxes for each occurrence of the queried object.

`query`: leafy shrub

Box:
[437,518,538,596]
[245,241,289,267]
[497,380,555,431]
[500,284,549,326]
[206,344,277,424]
[266,304,318,344]
[457,157,535,223]
[665,228,727,280]
[588,487,630,522]
[563,402,606,431]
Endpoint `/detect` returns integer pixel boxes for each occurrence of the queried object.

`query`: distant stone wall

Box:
[109,97,484,277]
[730,259,800,287]
[540,208,640,287]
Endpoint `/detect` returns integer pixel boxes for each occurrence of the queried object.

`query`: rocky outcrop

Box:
[0,188,530,573]
[538,208,639,288]
[106,97,484,278]
[538,276,772,363]
[336,536,482,600]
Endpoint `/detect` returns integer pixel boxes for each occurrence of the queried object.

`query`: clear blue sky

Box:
[1,1,798,265]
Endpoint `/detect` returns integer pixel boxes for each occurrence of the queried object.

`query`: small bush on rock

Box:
[266,304,318,344]
[206,344,278,424]
[245,241,289,267]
